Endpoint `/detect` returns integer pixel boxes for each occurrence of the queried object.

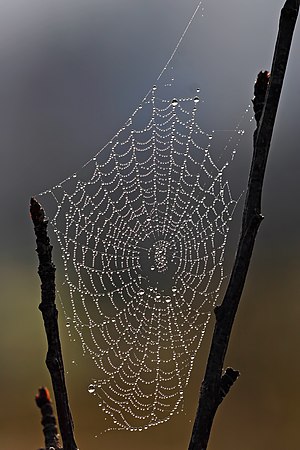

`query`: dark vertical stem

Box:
[31,197,78,450]
[188,1,299,449]
[35,387,60,450]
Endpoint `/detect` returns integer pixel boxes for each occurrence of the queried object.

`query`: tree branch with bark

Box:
[31,198,78,450]
[188,1,299,449]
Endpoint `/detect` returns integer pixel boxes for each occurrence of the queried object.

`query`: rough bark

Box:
[188,1,299,449]
[31,198,78,450]
[36,387,60,450]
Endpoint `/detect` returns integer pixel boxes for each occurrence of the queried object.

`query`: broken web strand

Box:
[38,82,252,434]
[36,0,255,435]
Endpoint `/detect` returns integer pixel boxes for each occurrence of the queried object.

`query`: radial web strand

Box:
[39,82,248,432]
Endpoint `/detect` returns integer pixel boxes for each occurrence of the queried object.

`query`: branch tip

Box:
[252,71,270,126]
[30,197,45,226]
[219,368,240,403]
[35,386,60,450]
[36,386,52,408]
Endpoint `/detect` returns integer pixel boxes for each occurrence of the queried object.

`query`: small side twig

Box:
[30,198,78,450]
[188,1,299,449]
[36,387,60,450]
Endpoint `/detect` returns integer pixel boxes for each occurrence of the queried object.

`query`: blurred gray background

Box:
[0,0,300,449]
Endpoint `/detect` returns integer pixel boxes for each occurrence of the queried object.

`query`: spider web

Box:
[39,80,248,431]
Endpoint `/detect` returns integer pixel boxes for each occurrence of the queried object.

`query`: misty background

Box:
[0,0,299,449]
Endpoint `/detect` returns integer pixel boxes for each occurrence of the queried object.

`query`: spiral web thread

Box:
[39,80,248,432]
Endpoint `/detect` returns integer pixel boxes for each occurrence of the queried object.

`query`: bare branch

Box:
[188,1,299,449]
[31,198,78,450]
[35,387,61,450]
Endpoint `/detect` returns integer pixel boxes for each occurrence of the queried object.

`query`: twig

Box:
[35,387,60,450]
[30,198,78,450]
[188,1,299,449]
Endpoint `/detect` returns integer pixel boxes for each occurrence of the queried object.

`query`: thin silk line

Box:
[157,1,204,81]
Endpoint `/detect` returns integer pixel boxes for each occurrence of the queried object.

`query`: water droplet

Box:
[150,266,155,271]
[165,297,171,303]
[66,318,71,328]
[194,96,200,103]
[171,98,178,107]
[88,384,96,394]
[152,85,157,91]
[138,289,145,296]
[171,287,177,293]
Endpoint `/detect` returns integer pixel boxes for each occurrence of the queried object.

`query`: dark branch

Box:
[188,1,299,449]
[30,197,78,450]
[252,70,270,143]
[219,368,240,404]
[36,387,60,450]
